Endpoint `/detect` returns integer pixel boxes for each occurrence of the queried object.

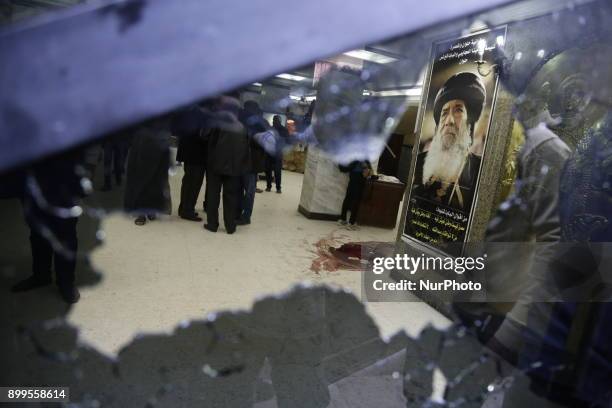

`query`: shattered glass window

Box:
[1,0,611,406]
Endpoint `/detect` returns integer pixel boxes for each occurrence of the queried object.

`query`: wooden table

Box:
[357,178,405,229]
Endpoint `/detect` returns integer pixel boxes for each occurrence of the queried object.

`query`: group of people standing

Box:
[173,95,289,234]
[86,95,289,231]
[3,95,290,305]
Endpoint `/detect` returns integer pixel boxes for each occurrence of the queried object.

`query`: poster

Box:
[403,27,506,255]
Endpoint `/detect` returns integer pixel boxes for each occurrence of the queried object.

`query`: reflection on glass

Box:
[1,0,611,406]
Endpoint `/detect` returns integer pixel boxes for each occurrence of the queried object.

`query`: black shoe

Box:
[58,285,80,304]
[276,189,282,194]
[11,276,52,293]
[265,187,271,192]
[101,176,112,191]
[255,188,264,193]
[204,224,218,233]
[226,228,236,234]
[236,218,251,226]
[147,214,156,221]
[135,216,147,226]
[180,213,203,222]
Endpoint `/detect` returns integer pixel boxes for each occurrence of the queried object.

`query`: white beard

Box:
[422,124,471,186]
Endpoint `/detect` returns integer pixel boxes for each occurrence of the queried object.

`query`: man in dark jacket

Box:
[101,132,129,191]
[173,106,208,221]
[510,113,611,408]
[338,160,371,229]
[265,115,289,193]
[204,95,249,234]
[237,101,268,225]
[10,149,86,304]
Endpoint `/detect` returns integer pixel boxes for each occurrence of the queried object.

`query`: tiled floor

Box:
[68,168,450,355]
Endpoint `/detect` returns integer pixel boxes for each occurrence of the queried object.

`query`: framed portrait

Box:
[402,26,507,256]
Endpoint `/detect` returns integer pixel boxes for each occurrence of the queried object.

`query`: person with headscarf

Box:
[123,119,172,225]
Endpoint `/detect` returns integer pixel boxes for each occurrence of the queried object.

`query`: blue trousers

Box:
[265,154,282,191]
[240,173,257,221]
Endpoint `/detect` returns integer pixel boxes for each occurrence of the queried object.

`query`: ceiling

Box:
[0,0,84,25]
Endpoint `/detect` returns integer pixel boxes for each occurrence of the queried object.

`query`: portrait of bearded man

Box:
[412,72,486,211]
